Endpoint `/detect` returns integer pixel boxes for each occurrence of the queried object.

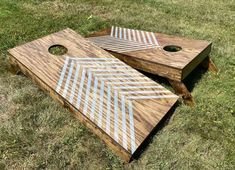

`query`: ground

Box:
[0,0,235,169]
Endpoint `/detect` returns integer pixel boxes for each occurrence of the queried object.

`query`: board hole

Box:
[48,45,68,55]
[163,45,182,52]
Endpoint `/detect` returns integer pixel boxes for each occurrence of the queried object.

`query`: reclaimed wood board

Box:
[87,26,212,81]
[8,28,178,162]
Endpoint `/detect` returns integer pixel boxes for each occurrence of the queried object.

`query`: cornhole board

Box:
[8,28,178,162]
[87,26,218,106]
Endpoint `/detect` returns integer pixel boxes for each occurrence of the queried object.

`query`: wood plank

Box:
[8,28,178,162]
[87,26,212,82]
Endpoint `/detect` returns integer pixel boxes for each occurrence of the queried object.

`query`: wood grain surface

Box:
[8,28,178,161]
[87,26,212,81]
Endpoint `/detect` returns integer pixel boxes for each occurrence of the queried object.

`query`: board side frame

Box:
[181,43,212,80]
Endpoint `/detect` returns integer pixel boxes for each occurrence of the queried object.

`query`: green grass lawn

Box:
[0,0,235,169]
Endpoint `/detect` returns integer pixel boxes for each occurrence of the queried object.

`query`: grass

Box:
[0,0,235,169]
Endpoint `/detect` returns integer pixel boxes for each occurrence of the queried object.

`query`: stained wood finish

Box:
[87,26,212,81]
[8,28,178,162]
[87,26,217,106]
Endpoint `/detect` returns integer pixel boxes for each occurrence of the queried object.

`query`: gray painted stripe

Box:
[76,68,86,109]
[83,71,92,115]
[141,31,147,44]
[69,64,80,103]
[132,29,137,41]
[128,95,178,100]
[56,57,69,92]
[146,31,153,44]
[98,81,105,127]
[114,90,119,142]
[123,28,127,40]
[114,85,164,90]
[115,26,118,38]
[111,26,114,37]
[90,77,98,121]
[128,101,136,154]
[121,95,127,149]
[62,60,75,98]
[127,28,132,41]
[106,85,111,134]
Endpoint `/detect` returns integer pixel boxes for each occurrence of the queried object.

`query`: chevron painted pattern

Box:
[88,26,160,53]
[55,56,177,154]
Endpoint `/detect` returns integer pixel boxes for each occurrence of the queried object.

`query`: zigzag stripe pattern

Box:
[88,26,160,53]
[55,56,177,154]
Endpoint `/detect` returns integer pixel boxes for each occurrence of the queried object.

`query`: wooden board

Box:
[87,26,212,81]
[8,28,178,162]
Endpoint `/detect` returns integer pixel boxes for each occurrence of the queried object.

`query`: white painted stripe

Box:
[119,27,122,39]
[128,95,178,100]
[111,26,114,37]
[114,85,164,90]
[115,26,118,38]
[95,43,156,53]
[136,30,141,42]
[114,90,119,142]
[146,31,153,44]
[75,65,128,69]
[127,28,132,41]
[69,57,118,61]
[106,85,111,134]
[141,31,147,44]
[151,32,159,46]
[75,61,124,65]
[109,81,155,85]
[91,35,153,45]
[83,71,92,115]
[62,60,75,98]
[90,77,98,121]
[98,81,105,127]
[90,40,156,51]
[120,90,170,94]
[132,29,137,41]
[91,69,134,73]
[100,77,146,81]
[56,57,69,92]
[69,64,80,103]
[95,73,140,77]
[76,68,86,109]
[128,101,136,154]
[121,95,127,149]
[123,28,127,40]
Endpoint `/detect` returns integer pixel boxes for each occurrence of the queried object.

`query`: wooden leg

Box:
[8,56,22,75]
[201,56,218,73]
[168,79,195,107]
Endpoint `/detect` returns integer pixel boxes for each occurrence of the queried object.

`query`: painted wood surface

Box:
[8,28,178,161]
[87,26,212,81]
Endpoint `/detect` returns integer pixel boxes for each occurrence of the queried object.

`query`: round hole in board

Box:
[48,45,68,56]
[163,45,182,52]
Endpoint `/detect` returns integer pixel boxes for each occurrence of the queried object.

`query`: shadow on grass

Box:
[131,65,209,161]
